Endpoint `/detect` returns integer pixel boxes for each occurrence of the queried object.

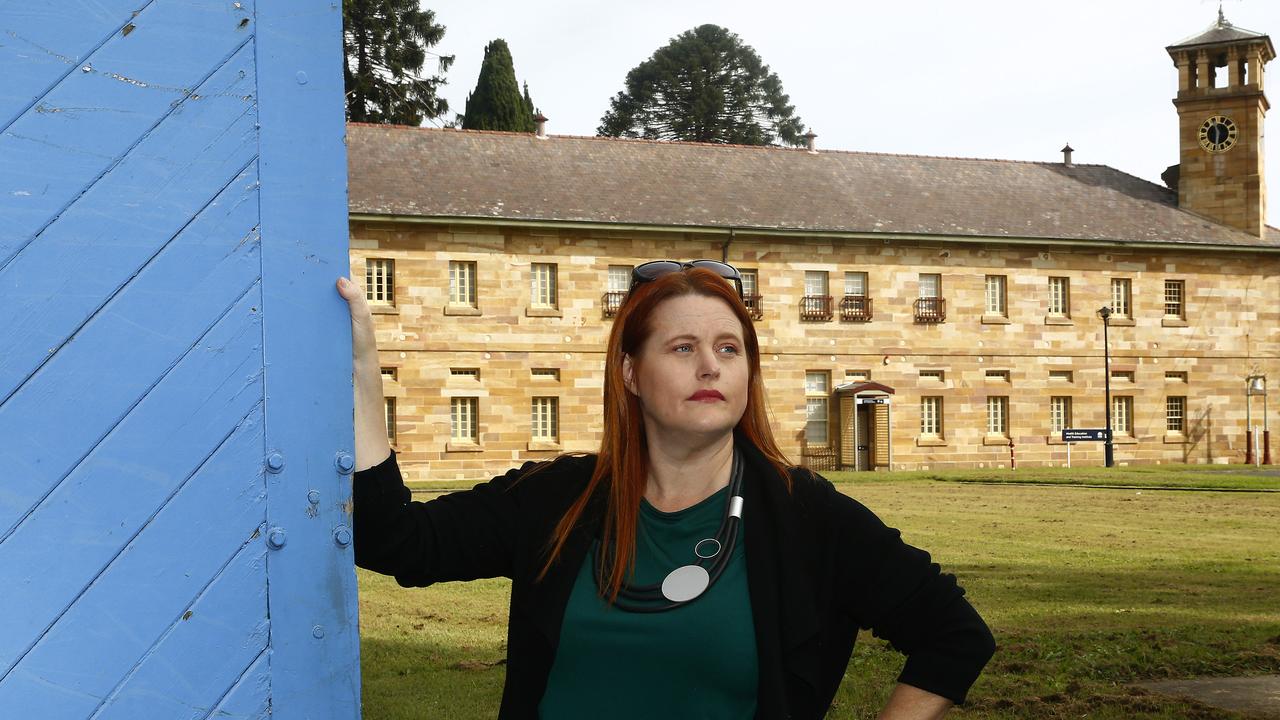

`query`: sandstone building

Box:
[347,15,1279,481]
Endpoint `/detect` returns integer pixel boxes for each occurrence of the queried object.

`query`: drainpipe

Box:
[722,228,734,263]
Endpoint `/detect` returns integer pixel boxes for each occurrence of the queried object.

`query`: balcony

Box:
[914,297,946,323]
[800,295,833,321]
[601,291,627,318]
[839,295,873,322]
[743,294,764,321]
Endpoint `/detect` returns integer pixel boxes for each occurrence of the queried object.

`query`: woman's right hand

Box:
[336,276,392,471]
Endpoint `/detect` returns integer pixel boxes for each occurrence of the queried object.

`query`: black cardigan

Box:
[353,435,995,719]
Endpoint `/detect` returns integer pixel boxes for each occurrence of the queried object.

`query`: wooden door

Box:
[0,2,358,717]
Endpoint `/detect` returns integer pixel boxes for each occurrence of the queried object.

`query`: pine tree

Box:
[343,0,453,125]
[598,25,805,146]
[462,39,537,132]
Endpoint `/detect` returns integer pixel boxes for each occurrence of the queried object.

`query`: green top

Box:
[539,484,758,719]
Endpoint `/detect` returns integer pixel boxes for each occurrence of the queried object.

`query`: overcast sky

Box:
[420,0,1280,225]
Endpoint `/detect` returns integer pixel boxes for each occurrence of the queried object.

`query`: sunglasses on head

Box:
[630,260,744,299]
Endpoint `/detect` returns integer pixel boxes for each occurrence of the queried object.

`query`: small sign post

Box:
[1061,428,1111,442]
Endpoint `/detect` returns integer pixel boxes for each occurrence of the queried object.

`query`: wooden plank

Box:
[0,0,254,267]
[205,649,272,720]
[255,1,359,716]
[0,164,261,537]
[0,289,264,679]
[0,40,258,400]
[0,0,147,130]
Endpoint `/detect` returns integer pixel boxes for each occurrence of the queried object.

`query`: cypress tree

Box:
[462,39,537,132]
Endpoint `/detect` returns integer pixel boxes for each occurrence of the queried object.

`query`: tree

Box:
[343,0,453,125]
[461,39,537,132]
[598,24,805,146]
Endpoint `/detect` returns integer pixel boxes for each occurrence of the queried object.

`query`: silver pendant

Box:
[661,564,710,602]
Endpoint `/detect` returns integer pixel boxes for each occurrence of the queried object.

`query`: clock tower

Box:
[1167,10,1275,236]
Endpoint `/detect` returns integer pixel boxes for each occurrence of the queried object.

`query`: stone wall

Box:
[350,220,1280,482]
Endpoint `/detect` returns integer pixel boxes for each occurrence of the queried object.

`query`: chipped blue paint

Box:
[0,1,357,717]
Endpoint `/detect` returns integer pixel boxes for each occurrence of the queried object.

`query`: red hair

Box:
[537,268,793,601]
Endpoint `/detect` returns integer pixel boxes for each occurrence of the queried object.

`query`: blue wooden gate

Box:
[0,2,359,717]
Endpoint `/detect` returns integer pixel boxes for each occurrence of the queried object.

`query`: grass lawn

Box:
[360,474,1280,718]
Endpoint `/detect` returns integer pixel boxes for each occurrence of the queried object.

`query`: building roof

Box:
[347,123,1280,250]
[1168,10,1273,55]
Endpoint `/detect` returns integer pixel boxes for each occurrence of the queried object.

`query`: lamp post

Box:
[1098,306,1115,468]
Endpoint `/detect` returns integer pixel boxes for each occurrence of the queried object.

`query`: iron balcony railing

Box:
[800,295,833,321]
[914,297,946,323]
[839,295,873,322]
[601,291,627,318]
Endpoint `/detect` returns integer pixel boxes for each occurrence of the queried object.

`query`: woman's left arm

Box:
[875,683,953,720]
[821,481,997,707]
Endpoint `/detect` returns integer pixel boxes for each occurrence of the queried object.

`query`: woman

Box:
[337,261,995,719]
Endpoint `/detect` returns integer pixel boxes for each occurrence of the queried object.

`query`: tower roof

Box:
[1168,9,1274,56]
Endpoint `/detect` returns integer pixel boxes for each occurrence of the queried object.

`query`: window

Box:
[741,270,762,320]
[385,397,397,446]
[450,397,478,443]
[531,263,558,308]
[450,368,480,379]
[840,271,872,321]
[802,271,832,321]
[920,396,943,436]
[919,273,941,298]
[1050,396,1071,434]
[1111,370,1135,383]
[365,258,394,304]
[1165,371,1188,383]
[984,275,1007,316]
[985,369,1010,382]
[920,369,945,381]
[607,265,631,292]
[1048,277,1070,316]
[532,368,560,381]
[532,397,559,442]
[844,272,868,296]
[603,265,631,317]
[1164,280,1185,319]
[804,371,830,445]
[380,367,398,381]
[1111,278,1131,318]
[449,261,477,306]
[915,273,944,322]
[845,369,871,382]
[1112,396,1133,436]
[986,396,1009,436]
[1166,396,1186,434]
[1049,370,1074,382]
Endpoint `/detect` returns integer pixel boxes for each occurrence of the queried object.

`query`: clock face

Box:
[1198,115,1238,153]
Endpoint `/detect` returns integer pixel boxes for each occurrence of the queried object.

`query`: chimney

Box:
[1061,143,1074,167]
[534,113,548,139]
[804,130,818,153]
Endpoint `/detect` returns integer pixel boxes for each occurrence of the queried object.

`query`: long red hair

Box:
[538,267,793,601]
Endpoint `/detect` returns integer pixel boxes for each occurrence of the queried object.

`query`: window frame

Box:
[920,396,943,437]
[1112,395,1134,436]
[1049,396,1072,434]
[986,395,1009,437]
[1163,279,1185,319]
[1048,276,1070,317]
[531,396,560,442]
[449,260,477,307]
[365,257,395,305]
[531,262,559,309]
[1166,395,1186,435]
[804,370,830,446]
[984,274,1007,316]
[450,396,479,444]
[1110,278,1132,318]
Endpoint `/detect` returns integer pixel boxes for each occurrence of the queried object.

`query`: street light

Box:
[1098,306,1115,468]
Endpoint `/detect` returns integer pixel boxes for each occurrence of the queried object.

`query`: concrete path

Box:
[1136,675,1280,718]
